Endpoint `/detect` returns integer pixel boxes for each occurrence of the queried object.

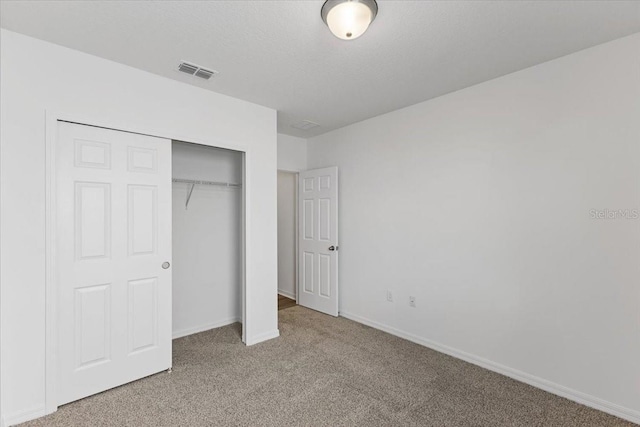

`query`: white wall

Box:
[0,29,278,425]
[172,142,242,338]
[172,141,243,183]
[277,133,307,172]
[307,33,640,423]
[277,171,297,299]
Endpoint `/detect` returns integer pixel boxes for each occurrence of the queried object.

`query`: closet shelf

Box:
[172,178,242,187]
[173,178,242,210]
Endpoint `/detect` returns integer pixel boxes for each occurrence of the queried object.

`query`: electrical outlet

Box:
[409,296,416,308]
[386,290,393,302]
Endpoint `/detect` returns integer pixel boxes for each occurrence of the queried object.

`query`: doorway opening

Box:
[277,170,298,310]
[276,166,340,316]
[172,141,244,338]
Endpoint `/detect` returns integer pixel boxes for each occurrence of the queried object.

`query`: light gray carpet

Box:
[22,306,633,426]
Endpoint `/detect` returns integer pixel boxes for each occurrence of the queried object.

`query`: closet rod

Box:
[173,178,242,210]
[172,178,242,188]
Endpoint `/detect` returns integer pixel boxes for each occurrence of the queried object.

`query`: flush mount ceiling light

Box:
[321,0,378,41]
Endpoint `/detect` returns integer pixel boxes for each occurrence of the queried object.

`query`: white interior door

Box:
[298,167,339,316]
[56,122,172,405]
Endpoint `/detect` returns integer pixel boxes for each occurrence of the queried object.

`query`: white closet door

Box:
[56,122,172,405]
[298,167,339,316]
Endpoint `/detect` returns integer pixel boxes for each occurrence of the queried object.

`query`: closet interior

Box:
[171,141,243,339]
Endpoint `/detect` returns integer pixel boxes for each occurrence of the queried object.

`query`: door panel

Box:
[75,283,111,369]
[128,277,158,354]
[75,139,111,169]
[319,254,331,298]
[303,251,314,293]
[128,185,157,256]
[75,182,111,259]
[303,199,314,239]
[298,167,338,316]
[319,198,331,241]
[127,147,157,173]
[57,122,172,406]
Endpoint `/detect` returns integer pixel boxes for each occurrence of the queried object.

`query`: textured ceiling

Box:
[1,1,639,138]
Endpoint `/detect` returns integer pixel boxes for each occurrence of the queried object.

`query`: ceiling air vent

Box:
[177,61,218,80]
[291,120,320,131]
[194,68,215,80]
[178,62,198,75]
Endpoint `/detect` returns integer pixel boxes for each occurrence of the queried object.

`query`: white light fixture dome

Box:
[321,0,378,41]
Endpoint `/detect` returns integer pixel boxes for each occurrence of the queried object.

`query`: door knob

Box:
[328,246,338,251]
[162,262,171,269]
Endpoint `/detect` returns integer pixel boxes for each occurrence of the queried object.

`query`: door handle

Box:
[328,246,338,251]
[162,262,171,269]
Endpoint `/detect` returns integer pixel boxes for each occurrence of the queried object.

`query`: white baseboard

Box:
[277,289,296,300]
[339,310,640,425]
[172,317,240,339]
[245,329,280,346]
[3,405,47,427]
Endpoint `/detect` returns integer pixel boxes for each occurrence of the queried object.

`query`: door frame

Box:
[277,169,299,304]
[44,110,250,414]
